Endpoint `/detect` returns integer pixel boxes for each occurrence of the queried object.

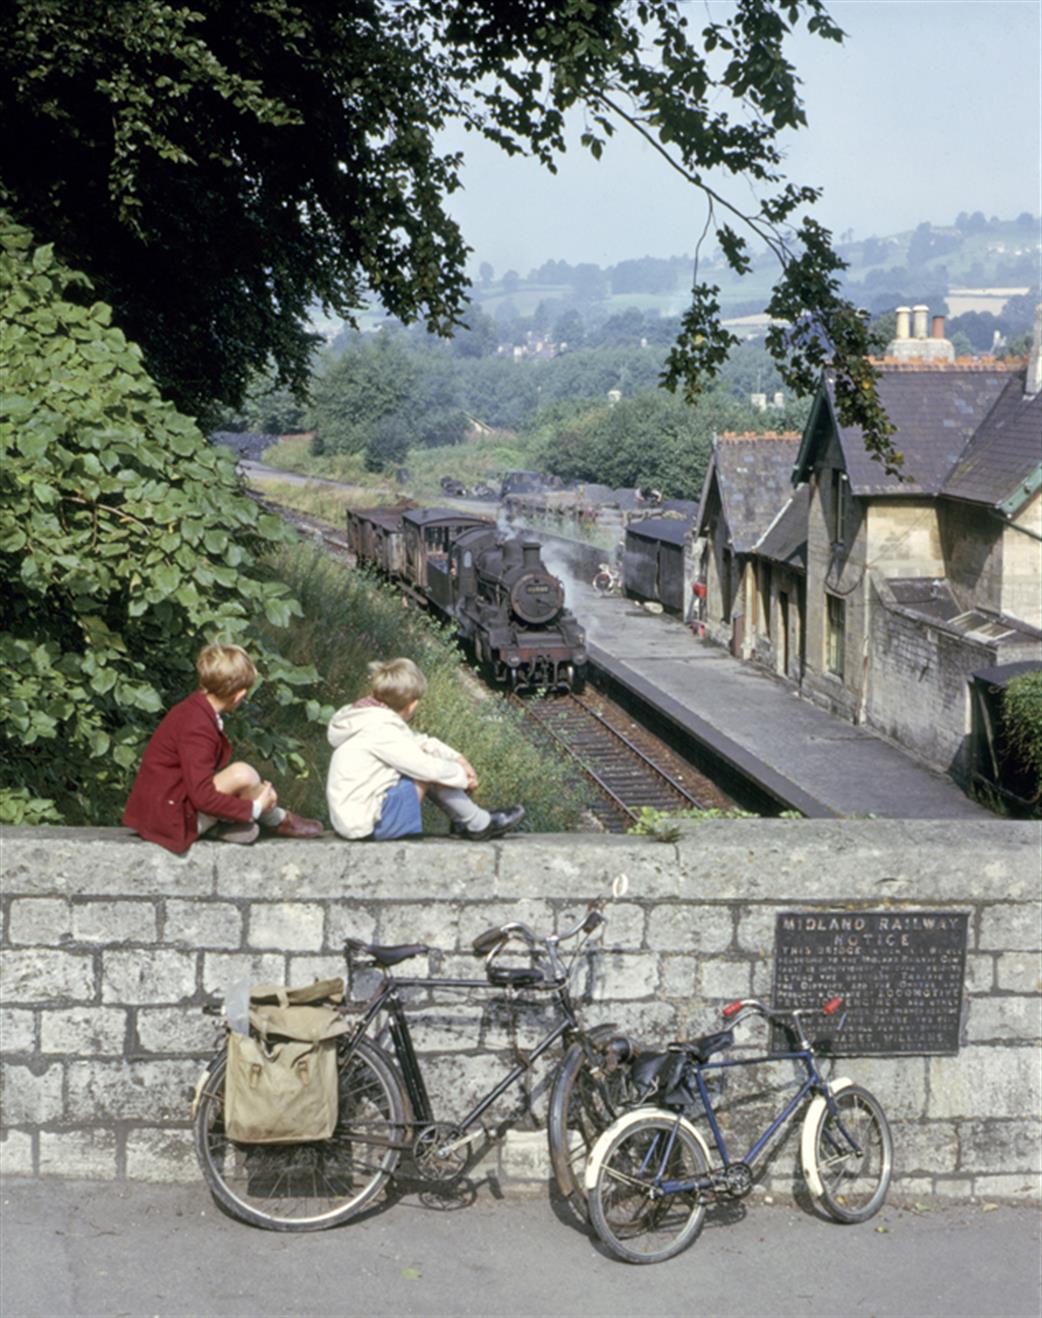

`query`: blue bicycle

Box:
[584,996,893,1264]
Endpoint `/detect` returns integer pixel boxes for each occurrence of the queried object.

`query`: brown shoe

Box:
[270,810,324,838]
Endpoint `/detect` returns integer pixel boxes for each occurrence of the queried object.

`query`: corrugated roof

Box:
[625,516,691,546]
[756,484,809,568]
[402,507,491,528]
[940,375,1042,511]
[712,434,801,552]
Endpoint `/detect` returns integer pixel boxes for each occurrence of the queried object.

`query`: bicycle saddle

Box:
[344,938,429,967]
[681,1029,734,1063]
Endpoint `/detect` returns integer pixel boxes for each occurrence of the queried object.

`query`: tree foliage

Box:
[2,0,893,463]
[1002,670,1042,804]
[0,216,320,825]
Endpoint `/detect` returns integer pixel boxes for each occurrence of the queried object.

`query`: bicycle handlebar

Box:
[722,995,844,1024]
[471,907,606,983]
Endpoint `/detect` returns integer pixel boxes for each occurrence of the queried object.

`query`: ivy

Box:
[0,215,320,825]
[1002,670,1042,803]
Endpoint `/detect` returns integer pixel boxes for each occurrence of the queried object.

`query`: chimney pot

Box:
[912,305,929,339]
[895,307,911,340]
[931,315,946,339]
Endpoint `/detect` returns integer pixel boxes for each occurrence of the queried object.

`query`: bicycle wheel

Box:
[588,1115,708,1264]
[194,1037,406,1232]
[807,1084,892,1224]
[547,1037,633,1221]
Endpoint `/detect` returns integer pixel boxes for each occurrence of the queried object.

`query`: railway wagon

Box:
[623,516,691,612]
[345,505,410,578]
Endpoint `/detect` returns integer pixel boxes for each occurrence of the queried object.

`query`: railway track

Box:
[517,691,732,832]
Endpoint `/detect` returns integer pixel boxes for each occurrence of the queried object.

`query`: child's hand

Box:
[457,756,478,791]
[257,781,278,814]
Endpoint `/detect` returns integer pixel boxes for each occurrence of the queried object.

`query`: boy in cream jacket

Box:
[326,658,524,841]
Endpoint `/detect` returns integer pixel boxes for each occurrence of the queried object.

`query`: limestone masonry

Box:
[1,822,1039,1200]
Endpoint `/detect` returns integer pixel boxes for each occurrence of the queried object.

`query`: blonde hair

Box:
[196,643,257,698]
[368,657,426,712]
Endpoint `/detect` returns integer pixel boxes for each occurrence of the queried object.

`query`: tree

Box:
[0,215,320,825]
[1,0,895,467]
[478,261,495,287]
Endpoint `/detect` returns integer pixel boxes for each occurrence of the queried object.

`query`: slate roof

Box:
[940,375,1042,513]
[796,366,1016,496]
[700,433,801,553]
[755,484,809,569]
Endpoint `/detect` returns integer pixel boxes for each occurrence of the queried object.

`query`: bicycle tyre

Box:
[807,1083,892,1224]
[194,1036,406,1232]
[588,1114,708,1265]
[547,1035,632,1221]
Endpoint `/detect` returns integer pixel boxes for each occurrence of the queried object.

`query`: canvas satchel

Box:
[223,979,351,1144]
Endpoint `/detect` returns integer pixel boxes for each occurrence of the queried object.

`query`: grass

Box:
[240,542,589,833]
[250,478,399,527]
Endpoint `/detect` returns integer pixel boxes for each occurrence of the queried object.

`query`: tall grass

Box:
[241,543,589,833]
[251,479,398,527]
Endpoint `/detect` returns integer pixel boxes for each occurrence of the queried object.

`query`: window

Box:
[830,468,848,547]
[826,593,845,677]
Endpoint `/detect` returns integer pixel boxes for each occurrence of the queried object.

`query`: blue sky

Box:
[439,0,1042,276]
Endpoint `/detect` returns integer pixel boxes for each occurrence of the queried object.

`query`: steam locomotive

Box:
[346,505,587,691]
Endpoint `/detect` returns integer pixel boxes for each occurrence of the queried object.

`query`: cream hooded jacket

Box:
[326,700,469,839]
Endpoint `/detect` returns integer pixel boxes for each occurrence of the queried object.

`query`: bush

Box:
[247,545,588,832]
[1002,670,1042,803]
[0,214,321,825]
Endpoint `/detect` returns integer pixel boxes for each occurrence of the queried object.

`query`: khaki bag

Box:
[223,978,351,1144]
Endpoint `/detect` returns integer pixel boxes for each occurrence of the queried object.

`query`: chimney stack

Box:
[1026,303,1042,398]
[912,305,929,340]
[886,306,955,364]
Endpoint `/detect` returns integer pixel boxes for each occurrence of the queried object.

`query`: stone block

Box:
[40,1007,127,1056]
[660,955,698,999]
[378,903,463,952]
[924,1177,976,1199]
[7,898,73,945]
[1,828,214,897]
[66,1059,200,1121]
[39,1129,118,1179]
[1,1062,64,1123]
[736,905,778,954]
[646,905,734,953]
[72,901,157,944]
[588,951,660,1001]
[136,1007,221,1055]
[978,905,1042,952]
[600,1000,679,1042]
[287,956,346,988]
[498,1129,550,1182]
[247,901,324,951]
[101,950,197,1005]
[996,952,1042,994]
[843,1056,928,1120]
[1,1008,36,1053]
[202,953,286,997]
[965,996,1042,1043]
[964,953,995,994]
[971,1174,1042,1201]
[163,900,243,949]
[463,900,555,948]
[889,1119,958,1174]
[595,902,645,949]
[325,904,379,951]
[929,1047,1041,1119]
[125,1127,199,1183]
[0,1130,34,1176]
[496,836,680,901]
[698,958,753,1001]
[959,1119,1042,1173]
[0,949,96,1004]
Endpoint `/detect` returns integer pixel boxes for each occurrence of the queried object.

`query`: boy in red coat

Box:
[123,643,322,853]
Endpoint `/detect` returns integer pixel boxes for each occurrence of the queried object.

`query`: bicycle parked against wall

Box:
[193,909,635,1231]
[584,996,893,1264]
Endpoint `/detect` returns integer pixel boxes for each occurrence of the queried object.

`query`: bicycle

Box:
[193,908,635,1232]
[584,995,893,1264]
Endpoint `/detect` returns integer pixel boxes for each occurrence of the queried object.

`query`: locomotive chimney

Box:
[522,542,541,569]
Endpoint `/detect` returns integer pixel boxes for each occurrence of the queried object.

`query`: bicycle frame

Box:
[338,967,589,1150]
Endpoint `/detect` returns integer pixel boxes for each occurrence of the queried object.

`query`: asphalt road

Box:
[2,1178,1039,1318]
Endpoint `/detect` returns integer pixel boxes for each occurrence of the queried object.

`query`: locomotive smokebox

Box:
[521,541,542,568]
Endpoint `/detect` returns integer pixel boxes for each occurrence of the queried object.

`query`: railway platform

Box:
[568,579,989,819]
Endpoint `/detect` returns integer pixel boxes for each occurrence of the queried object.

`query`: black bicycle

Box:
[193,908,635,1231]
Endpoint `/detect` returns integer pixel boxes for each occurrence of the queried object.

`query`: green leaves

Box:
[0,215,320,824]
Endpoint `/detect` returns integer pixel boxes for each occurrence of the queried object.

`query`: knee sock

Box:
[426,785,490,833]
[258,806,286,828]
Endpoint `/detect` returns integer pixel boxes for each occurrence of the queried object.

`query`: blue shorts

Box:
[372,777,423,840]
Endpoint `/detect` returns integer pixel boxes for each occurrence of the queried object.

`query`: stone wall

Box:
[2,823,1040,1201]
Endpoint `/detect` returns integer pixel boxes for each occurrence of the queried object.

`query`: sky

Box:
[438,0,1042,277]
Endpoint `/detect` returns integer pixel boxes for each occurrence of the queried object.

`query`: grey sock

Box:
[258,806,286,828]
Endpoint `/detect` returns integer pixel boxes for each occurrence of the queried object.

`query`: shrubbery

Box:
[1002,669,1042,804]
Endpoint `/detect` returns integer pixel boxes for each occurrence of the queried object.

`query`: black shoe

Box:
[451,805,525,841]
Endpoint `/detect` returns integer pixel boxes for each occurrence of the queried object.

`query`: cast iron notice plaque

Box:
[771,911,968,1056]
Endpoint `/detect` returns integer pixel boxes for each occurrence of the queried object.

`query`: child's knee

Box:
[215,761,261,795]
